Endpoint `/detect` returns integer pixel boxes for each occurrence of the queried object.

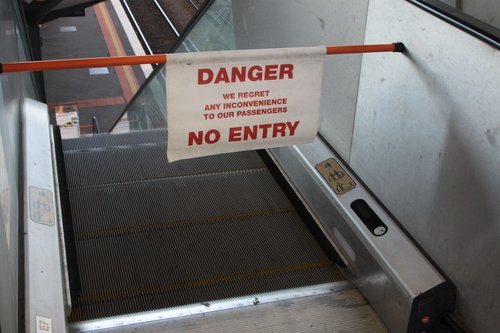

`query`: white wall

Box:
[351,0,500,332]
[232,0,369,159]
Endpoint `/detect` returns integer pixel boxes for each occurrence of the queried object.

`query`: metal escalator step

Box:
[62,128,168,152]
[64,145,266,188]
[70,266,340,322]
[68,170,293,236]
[63,129,343,322]
[70,213,341,322]
[62,128,266,189]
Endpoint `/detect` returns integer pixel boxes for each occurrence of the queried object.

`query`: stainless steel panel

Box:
[0,0,38,331]
[51,127,73,315]
[352,0,500,331]
[22,98,67,333]
[268,139,447,333]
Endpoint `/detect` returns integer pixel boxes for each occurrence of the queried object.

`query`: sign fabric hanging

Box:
[166,47,325,162]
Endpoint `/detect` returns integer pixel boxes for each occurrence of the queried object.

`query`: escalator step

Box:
[63,130,343,322]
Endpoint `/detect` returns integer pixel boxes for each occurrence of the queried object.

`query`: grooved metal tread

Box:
[62,128,168,151]
[63,130,343,322]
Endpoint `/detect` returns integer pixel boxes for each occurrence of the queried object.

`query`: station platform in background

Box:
[40,1,151,135]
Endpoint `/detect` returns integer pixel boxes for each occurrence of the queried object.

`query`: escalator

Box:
[22,84,456,333]
[59,128,344,322]
[20,1,456,332]
[40,119,452,333]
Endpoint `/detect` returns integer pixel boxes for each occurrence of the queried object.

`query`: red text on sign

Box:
[238,90,270,98]
[228,121,300,142]
[198,64,294,85]
[186,121,300,146]
[188,129,221,146]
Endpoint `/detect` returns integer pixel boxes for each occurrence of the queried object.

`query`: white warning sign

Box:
[166,47,325,162]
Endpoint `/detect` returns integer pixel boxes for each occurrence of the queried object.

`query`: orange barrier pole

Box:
[0,54,167,74]
[0,43,404,74]
[326,43,404,54]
